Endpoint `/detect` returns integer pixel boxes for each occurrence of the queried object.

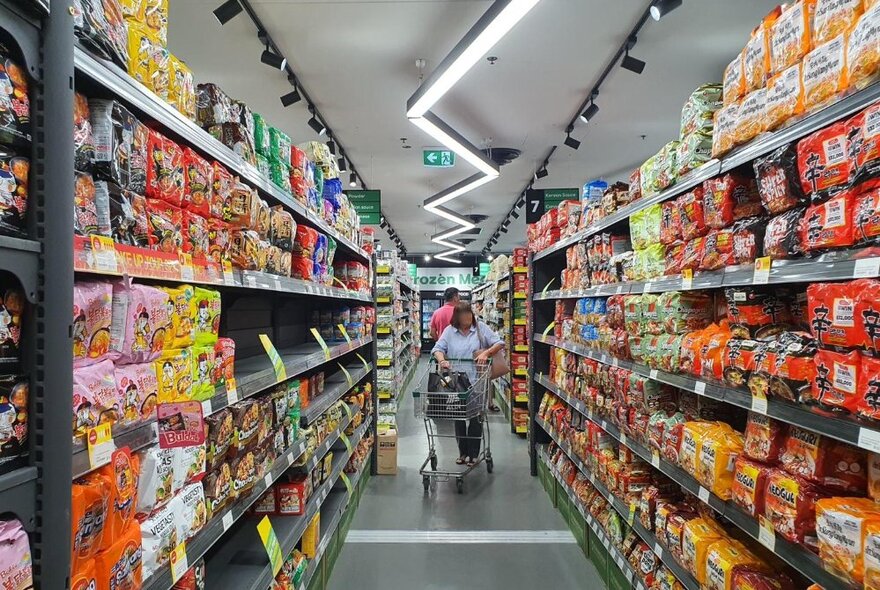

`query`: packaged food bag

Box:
[74,171,100,237]
[145,198,184,252]
[0,45,30,146]
[797,121,852,199]
[848,3,880,91]
[678,186,708,241]
[681,84,723,138]
[813,0,862,46]
[723,51,745,106]
[71,477,108,569]
[93,447,137,549]
[72,359,119,440]
[191,345,216,401]
[270,205,295,250]
[114,362,158,425]
[704,539,762,590]
[744,9,781,93]
[863,521,880,590]
[211,162,233,220]
[183,211,209,258]
[224,180,257,228]
[161,285,195,349]
[735,88,767,145]
[725,287,791,339]
[807,280,870,350]
[213,337,235,386]
[154,347,193,403]
[703,173,761,229]
[136,446,175,514]
[732,456,772,517]
[205,408,233,472]
[171,481,207,541]
[679,422,714,478]
[94,522,142,590]
[173,444,206,490]
[139,503,178,578]
[681,517,724,584]
[753,143,805,214]
[802,189,855,252]
[207,219,230,264]
[712,100,741,158]
[764,207,806,258]
[770,1,814,75]
[110,282,172,363]
[810,348,860,412]
[72,281,113,365]
[167,54,195,121]
[192,288,220,347]
[780,426,867,493]
[90,99,148,194]
[764,61,805,132]
[229,229,260,271]
[677,131,714,177]
[696,425,743,499]
[859,355,880,420]
[816,497,880,584]
[99,182,148,247]
[803,34,849,111]
[659,201,681,245]
[743,411,786,463]
[73,0,129,69]
[182,147,212,218]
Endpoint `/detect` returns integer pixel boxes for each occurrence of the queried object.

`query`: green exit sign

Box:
[423,149,455,168]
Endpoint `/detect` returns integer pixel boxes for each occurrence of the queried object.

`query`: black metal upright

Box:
[370,254,379,475]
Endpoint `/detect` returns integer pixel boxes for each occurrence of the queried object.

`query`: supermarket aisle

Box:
[328,358,602,589]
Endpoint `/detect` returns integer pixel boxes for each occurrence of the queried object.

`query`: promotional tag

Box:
[341,432,353,455]
[259,334,287,381]
[257,516,284,577]
[310,328,331,360]
[753,256,771,284]
[222,261,235,285]
[90,235,119,273]
[169,542,188,583]
[681,268,693,289]
[87,423,115,468]
[341,472,353,497]
[542,321,556,338]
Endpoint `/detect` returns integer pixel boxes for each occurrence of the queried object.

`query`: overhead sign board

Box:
[415,267,480,289]
[423,149,455,168]
[347,190,382,225]
[525,188,579,223]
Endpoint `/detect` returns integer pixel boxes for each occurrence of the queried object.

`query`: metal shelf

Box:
[300,365,373,425]
[533,80,880,263]
[204,417,370,590]
[533,333,880,455]
[535,409,854,590]
[73,47,369,264]
[538,446,698,590]
[0,235,40,302]
[534,246,880,299]
[0,466,37,530]
[72,338,373,478]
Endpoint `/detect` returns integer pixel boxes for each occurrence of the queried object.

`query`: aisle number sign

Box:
[347,190,382,225]
[423,149,455,168]
[257,516,284,576]
[526,188,579,224]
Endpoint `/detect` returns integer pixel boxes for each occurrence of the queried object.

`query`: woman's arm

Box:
[475,322,504,361]
[431,326,451,368]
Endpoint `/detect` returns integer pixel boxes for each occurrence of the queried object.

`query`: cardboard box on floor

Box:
[377,427,398,475]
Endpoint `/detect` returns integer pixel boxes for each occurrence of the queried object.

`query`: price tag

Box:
[273,276,282,290]
[310,328,332,360]
[245,274,257,288]
[264,473,272,489]
[858,427,880,452]
[226,378,239,405]
[854,257,880,278]
[222,511,234,531]
[643,282,653,293]
[620,433,628,446]
[201,398,213,417]
[338,363,353,387]
[653,543,663,558]
[627,503,636,526]
[287,452,295,467]
[753,256,771,284]
[257,516,284,577]
[589,472,595,484]
[90,235,119,273]
[169,542,188,583]
[698,486,710,504]
[694,381,706,395]
[751,393,768,415]
[625,569,633,583]
[179,253,195,282]
[615,284,624,294]
[337,324,352,344]
[758,516,776,551]
[681,268,693,290]
[341,472,353,497]
[601,420,607,430]
[223,261,235,285]
[649,369,658,380]
[341,433,353,455]
[651,450,660,468]
[86,423,116,469]
[259,335,288,382]
[542,321,556,338]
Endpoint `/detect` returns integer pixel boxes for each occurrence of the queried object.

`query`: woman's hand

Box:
[474,351,490,365]
[438,359,451,370]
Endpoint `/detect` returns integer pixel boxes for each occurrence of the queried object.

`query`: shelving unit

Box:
[375,257,419,417]
[472,272,512,423]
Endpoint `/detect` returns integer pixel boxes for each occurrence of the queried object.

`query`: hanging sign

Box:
[525,188,579,223]
[347,190,382,225]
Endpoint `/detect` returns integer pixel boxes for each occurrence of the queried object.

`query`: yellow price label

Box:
[332,276,350,292]
[169,542,188,583]
[222,260,235,285]
[337,323,352,344]
[341,472,353,497]
[89,234,119,273]
[86,422,115,468]
[356,353,370,371]
[310,328,331,360]
[754,256,771,284]
[681,268,693,289]
[541,278,556,296]
[542,321,556,338]
[259,334,287,382]
[257,516,284,577]
[338,363,353,387]
[627,503,636,526]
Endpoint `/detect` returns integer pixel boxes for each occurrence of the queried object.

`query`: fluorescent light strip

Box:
[406,0,542,118]
[425,174,497,211]
[435,253,462,264]
[409,115,499,179]
[433,225,473,242]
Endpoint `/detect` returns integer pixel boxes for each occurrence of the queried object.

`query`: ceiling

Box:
[169,0,775,259]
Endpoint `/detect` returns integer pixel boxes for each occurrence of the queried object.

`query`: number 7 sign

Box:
[525,189,545,224]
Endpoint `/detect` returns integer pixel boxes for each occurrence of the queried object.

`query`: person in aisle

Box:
[432,302,504,467]
[429,287,459,340]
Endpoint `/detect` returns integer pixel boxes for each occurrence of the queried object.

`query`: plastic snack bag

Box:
[207,219,230,264]
[813,0,862,46]
[139,503,178,578]
[810,348,860,412]
[704,539,762,590]
[167,54,195,121]
[113,362,158,425]
[723,51,745,106]
[744,411,787,463]
[803,34,849,111]
[770,1,815,75]
[182,147,212,218]
[735,88,767,145]
[211,162,233,220]
[764,62,805,131]
[71,477,107,569]
[753,143,805,215]
[101,182,148,247]
[73,281,113,365]
[146,198,184,253]
[74,93,95,172]
[703,173,761,229]
[74,172,100,237]
[732,455,772,517]
[161,285,195,349]
[802,189,855,252]
[764,207,806,259]
[797,121,852,199]
[807,280,870,350]
[94,523,142,590]
[781,426,867,493]
[192,288,220,347]
[146,129,185,207]
[681,517,724,584]
[172,481,207,541]
[816,497,880,584]
[712,99,741,158]
[136,446,175,514]
[745,9,781,93]
[184,212,209,259]
[110,282,172,364]
[72,359,119,439]
[848,4,880,91]
[725,287,791,339]
[191,345,216,401]
[154,347,193,403]
[764,468,824,543]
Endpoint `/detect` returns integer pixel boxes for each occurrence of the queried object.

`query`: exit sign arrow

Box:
[423,149,455,168]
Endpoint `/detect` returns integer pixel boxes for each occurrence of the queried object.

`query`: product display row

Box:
[375,253,418,418]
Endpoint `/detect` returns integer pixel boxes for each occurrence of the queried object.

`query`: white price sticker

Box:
[620,433,628,446]
[649,369,658,380]
[611,357,619,368]
[653,543,663,558]
[625,569,633,583]
[273,276,282,290]
[245,274,257,288]
[694,381,706,395]
[753,257,771,284]
[180,265,194,282]
[651,450,660,468]
[169,543,188,583]
[859,427,880,452]
[201,399,213,417]
[227,386,239,406]
[751,395,768,415]
[223,267,235,286]
[287,452,295,467]
[854,258,880,279]
[222,511,234,532]
[616,285,624,294]
[601,420,607,430]
[94,247,118,273]
[758,517,776,551]
[264,473,272,489]
[698,486,710,504]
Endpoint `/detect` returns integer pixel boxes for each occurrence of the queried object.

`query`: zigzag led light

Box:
[407,0,541,263]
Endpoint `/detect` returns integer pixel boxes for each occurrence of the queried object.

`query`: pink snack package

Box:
[110,282,173,364]
[114,362,159,425]
[73,281,113,366]
[72,359,119,441]
[0,518,33,590]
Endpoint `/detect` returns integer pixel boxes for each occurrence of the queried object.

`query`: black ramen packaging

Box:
[97,181,148,247]
[753,143,805,215]
[0,375,26,473]
[74,171,101,237]
[763,207,806,259]
[89,99,148,194]
[0,155,28,238]
[0,44,30,146]
[0,287,24,374]
[73,0,129,69]
[74,93,95,172]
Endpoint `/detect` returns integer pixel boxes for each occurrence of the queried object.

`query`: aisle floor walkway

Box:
[329,358,603,589]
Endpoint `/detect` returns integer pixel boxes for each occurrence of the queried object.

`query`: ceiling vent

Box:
[467,214,489,224]
[481,147,521,167]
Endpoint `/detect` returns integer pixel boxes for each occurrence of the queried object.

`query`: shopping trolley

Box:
[412,358,493,494]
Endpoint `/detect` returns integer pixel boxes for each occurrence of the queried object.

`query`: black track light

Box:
[564,133,581,150]
[511,210,520,219]
[338,156,347,172]
[349,172,358,188]
[500,226,508,234]
[260,48,287,70]
[536,167,549,180]
[307,107,326,135]
[380,218,387,229]
[280,88,301,107]
[621,43,646,74]
[327,139,336,156]
[651,0,682,21]
[580,100,599,123]
[214,0,243,24]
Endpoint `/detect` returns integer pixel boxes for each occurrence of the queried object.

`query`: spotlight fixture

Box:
[380,219,388,229]
[487,254,494,261]
[260,47,287,71]
[424,255,432,262]
[564,131,581,150]
[500,225,508,234]
[621,38,646,74]
[516,195,526,207]
[338,156,348,172]
[511,210,520,219]
[307,115,326,135]
[580,99,599,123]
[651,0,682,21]
[349,172,358,188]
[535,167,549,179]
[280,87,301,107]
[327,139,337,156]
[213,0,242,25]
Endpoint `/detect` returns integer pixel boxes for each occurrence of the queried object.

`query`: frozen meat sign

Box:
[158,401,206,448]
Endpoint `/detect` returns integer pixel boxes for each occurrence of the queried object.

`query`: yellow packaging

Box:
[816,497,880,584]
[812,0,862,45]
[120,0,168,47]
[126,24,157,90]
[704,539,762,590]
[770,1,815,75]
[802,33,848,111]
[679,422,714,478]
[162,285,196,349]
[847,4,880,91]
[697,426,744,500]
[302,512,320,558]
[681,517,725,584]
[168,54,195,121]
[154,347,193,403]
[865,521,880,590]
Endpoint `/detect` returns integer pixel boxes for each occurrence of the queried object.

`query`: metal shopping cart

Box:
[413,358,493,494]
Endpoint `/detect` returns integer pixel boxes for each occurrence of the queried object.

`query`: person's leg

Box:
[468,418,484,460]
[454,420,468,458]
